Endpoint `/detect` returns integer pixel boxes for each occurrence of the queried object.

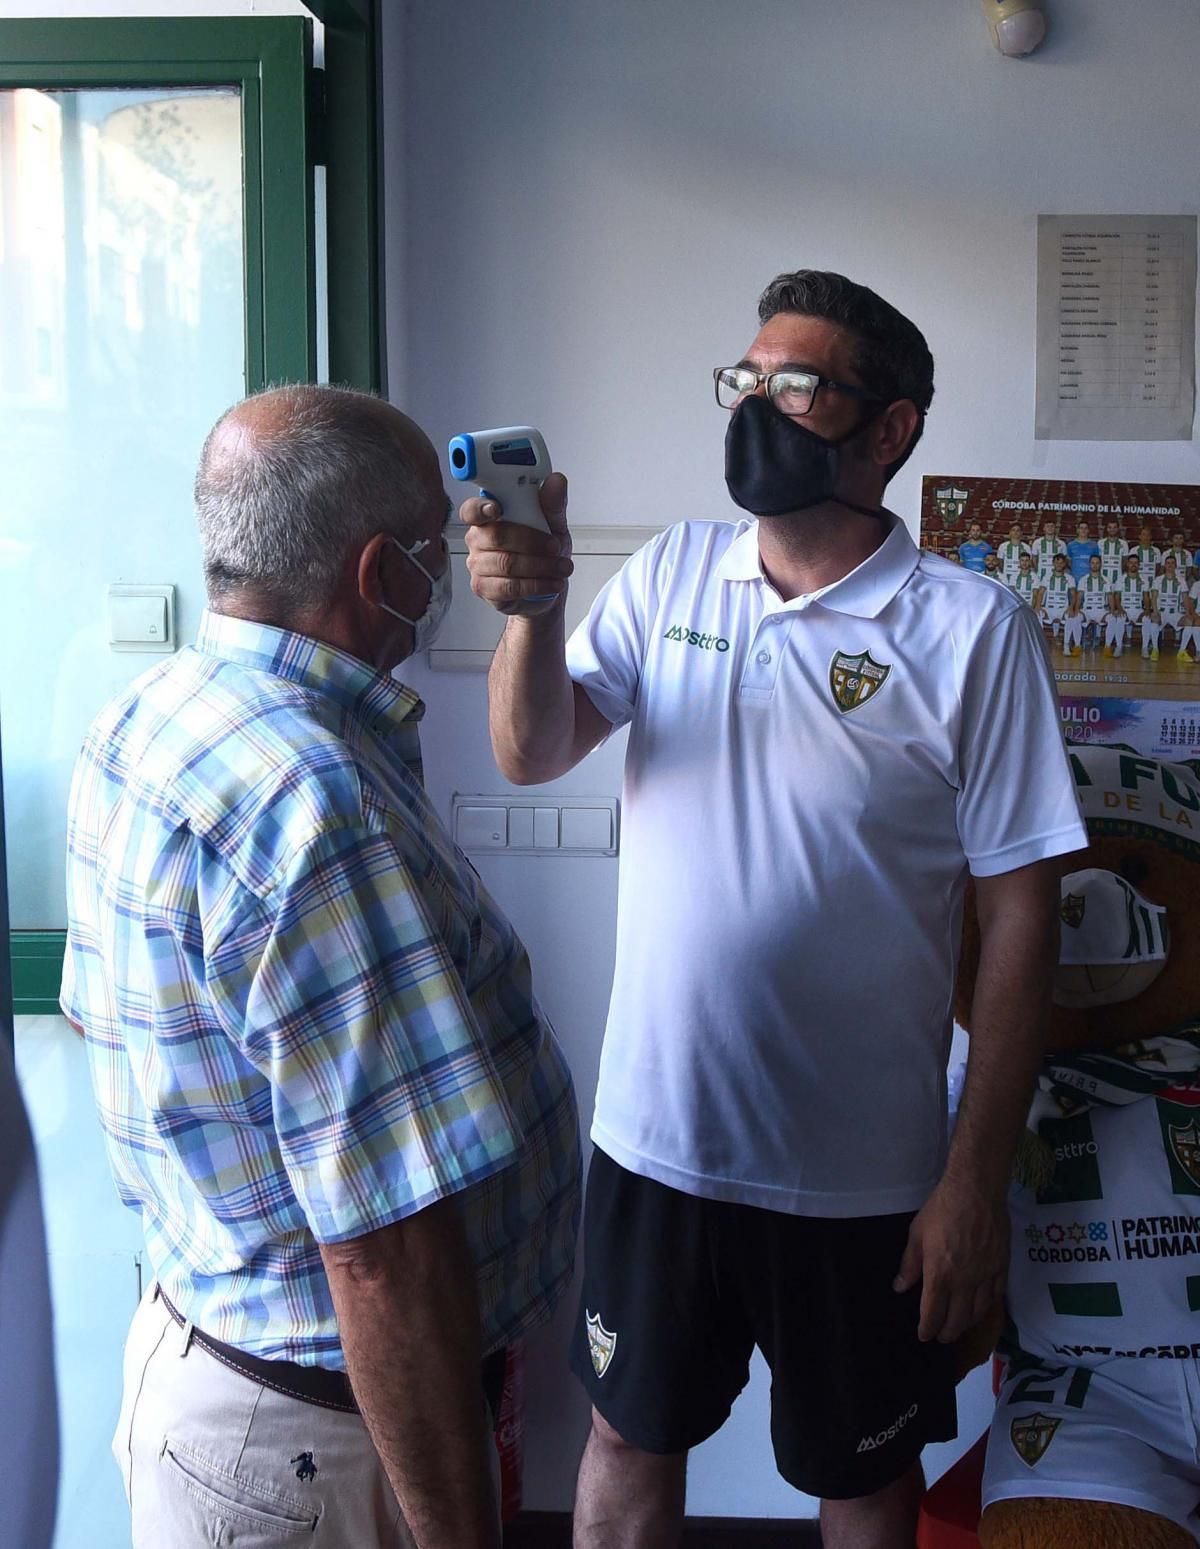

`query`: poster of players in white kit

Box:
[920,476,1200,758]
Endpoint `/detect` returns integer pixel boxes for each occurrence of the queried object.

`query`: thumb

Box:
[539,472,569,538]
[893,1224,923,1294]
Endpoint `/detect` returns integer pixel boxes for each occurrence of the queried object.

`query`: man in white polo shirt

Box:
[463,269,1086,1549]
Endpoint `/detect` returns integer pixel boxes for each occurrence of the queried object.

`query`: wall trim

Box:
[503,1513,820,1547]
[10,931,66,1016]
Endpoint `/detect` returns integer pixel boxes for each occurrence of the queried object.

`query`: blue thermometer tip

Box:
[448,434,476,481]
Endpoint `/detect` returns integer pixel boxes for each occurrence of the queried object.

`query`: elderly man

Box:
[61,386,581,1549]
[464,270,1086,1549]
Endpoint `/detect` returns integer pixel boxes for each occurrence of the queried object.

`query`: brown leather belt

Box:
[156,1283,506,1420]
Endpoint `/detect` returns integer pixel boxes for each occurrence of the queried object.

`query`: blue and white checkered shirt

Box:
[62,610,580,1367]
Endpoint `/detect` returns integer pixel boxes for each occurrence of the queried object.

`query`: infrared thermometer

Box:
[449,425,557,606]
[447,426,553,535]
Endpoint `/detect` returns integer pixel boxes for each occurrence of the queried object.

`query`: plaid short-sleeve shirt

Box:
[62,610,580,1367]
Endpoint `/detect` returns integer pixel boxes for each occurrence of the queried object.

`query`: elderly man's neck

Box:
[210,589,381,670]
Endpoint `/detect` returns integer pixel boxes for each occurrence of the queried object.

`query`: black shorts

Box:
[569,1148,957,1500]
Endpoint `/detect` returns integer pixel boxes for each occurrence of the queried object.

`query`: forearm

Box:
[947,874,1059,1200]
[322,1205,498,1549]
[488,604,582,784]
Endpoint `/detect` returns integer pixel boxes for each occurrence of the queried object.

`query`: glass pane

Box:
[0,85,246,1548]
[0,86,245,928]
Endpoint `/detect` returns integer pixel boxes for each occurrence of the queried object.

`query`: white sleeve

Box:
[956,603,1087,877]
[565,532,670,730]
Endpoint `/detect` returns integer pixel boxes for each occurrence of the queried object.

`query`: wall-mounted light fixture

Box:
[979,0,1047,56]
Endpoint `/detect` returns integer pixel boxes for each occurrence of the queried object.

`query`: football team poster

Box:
[920,476,1200,758]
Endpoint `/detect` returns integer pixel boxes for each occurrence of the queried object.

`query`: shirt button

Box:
[756,650,771,665]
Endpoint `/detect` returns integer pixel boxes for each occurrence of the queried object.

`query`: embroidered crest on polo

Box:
[1010,1411,1061,1467]
[829,650,892,714]
[585,1310,617,1377]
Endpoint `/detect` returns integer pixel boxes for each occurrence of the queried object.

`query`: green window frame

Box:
[1,8,382,1014]
[308,0,382,390]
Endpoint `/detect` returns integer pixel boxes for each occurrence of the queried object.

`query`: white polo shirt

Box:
[566,517,1086,1217]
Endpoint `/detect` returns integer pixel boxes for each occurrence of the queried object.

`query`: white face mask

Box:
[378,536,453,653]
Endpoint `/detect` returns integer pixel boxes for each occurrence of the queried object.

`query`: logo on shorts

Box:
[290,1452,318,1483]
[830,650,891,713]
[1060,892,1087,929]
[586,1311,617,1378]
[856,1403,918,1452]
[1010,1412,1061,1466]
[1169,1120,1200,1188]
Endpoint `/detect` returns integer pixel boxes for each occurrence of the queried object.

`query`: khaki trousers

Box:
[114,1285,499,1547]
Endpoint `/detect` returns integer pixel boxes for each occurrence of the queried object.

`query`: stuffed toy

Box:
[955,741,1200,1549]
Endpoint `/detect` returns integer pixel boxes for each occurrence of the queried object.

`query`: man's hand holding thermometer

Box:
[453,427,573,618]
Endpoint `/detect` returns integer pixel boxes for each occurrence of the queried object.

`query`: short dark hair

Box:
[757,270,934,479]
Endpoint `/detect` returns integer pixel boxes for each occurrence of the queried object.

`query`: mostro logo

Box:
[1054,1140,1098,1161]
[856,1403,918,1453]
[663,623,730,652]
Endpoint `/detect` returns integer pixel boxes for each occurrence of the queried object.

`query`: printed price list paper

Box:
[1036,214,1197,441]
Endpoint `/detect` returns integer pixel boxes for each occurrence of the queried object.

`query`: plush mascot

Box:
[955,741,1200,1549]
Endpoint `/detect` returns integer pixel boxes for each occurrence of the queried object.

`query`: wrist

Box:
[505,599,567,640]
[939,1150,1012,1202]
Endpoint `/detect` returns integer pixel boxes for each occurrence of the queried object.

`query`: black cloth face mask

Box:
[724,391,881,518]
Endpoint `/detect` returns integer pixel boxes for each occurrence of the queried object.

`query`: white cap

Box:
[1054,867,1169,1008]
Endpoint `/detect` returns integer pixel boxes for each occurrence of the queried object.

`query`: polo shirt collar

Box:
[194,608,424,737]
[716,514,919,619]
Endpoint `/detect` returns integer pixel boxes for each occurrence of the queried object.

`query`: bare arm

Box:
[462,474,611,785]
[489,609,611,784]
[320,1197,499,1549]
[895,857,1060,1342]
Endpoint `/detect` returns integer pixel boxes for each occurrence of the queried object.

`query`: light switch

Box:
[560,806,613,850]
[508,807,535,848]
[533,807,559,848]
[456,805,507,849]
[108,584,176,652]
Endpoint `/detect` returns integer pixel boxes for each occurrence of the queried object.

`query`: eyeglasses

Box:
[713,365,881,416]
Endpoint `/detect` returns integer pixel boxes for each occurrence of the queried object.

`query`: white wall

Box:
[381,0,1200,1521]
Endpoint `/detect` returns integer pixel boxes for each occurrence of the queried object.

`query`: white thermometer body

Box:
[448,426,552,534]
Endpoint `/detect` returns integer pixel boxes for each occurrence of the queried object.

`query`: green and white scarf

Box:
[1017,1023,1200,1188]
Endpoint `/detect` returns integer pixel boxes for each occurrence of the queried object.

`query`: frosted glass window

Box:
[0,87,246,927]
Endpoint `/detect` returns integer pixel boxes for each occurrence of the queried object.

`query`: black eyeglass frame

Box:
[712,365,882,415]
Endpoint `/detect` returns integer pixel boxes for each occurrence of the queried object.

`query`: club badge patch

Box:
[1169,1120,1200,1188]
[829,650,891,714]
[934,485,970,527]
[1060,893,1087,929]
[1010,1412,1061,1467]
[585,1311,617,1378]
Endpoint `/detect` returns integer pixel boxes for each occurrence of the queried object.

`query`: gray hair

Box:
[194,384,428,612]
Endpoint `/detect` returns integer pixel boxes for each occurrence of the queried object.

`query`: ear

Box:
[868,399,920,469]
[357,531,392,608]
